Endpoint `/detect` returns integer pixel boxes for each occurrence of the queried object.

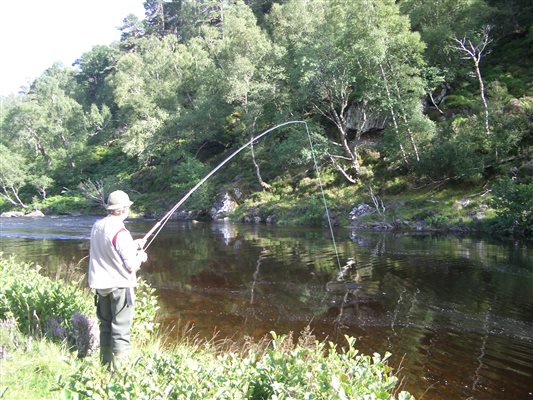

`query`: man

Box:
[88,190,148,367]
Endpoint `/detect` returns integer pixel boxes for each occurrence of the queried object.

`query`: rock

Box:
[25,210,45,217]
[456,198,471,209]
[210,189,239,220]
[0,211,25,218]
[346,101,388,134]
[422,83,451,113]
[265,215,278,224]
[171,210,197,220]
[368,221,394,230]
[470,212,486,221]
[412,220,427,231]
[349,204,374,220]
[232,187,243,200]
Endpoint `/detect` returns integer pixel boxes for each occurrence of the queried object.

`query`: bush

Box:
[37,195,95,215]
[0,255,160,354]
[0,255,93,338]
[490,177,533,237]
[425,214,450,229]
[65,331,414,399]
[132,278,160,346]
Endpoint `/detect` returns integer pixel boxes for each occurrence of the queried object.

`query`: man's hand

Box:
[134,239,147,250]
[137,250,148,263]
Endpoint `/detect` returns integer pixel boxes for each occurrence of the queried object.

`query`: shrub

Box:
[38,195,95,215]
[425,214,450,229]
[65,332,414,399]
[490,177,533,237]
[132,278,160,346]
[0,255,93,338]
[0,255,160,356]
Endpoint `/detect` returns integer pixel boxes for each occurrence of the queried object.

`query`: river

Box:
[1,216,532,399]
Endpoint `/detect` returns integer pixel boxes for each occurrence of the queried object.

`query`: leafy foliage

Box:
[65,331,413,399]
[0,255,160,348]
[0,255,93,338]
[490,177,533,237]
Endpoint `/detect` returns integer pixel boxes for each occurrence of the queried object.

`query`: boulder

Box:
[265,215,278,224]
[349,204,374,221]
[171,210,197,220]
[0,211,25,218]
[25,210,45,217]
[210,189,239,220]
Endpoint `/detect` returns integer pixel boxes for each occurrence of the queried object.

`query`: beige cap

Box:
[106,190,133,210]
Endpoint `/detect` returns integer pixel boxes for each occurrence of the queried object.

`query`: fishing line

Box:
[303,123,343,272]
[142,120,306,249]
[143,120,343,272]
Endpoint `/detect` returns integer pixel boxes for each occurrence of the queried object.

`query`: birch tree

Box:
[452,25,492,136]
[0,145,29,208]
[270,0,429,182]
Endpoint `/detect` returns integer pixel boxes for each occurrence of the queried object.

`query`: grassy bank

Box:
[0,255,414,399]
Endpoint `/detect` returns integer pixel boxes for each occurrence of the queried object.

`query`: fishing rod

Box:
[141,120,307,250]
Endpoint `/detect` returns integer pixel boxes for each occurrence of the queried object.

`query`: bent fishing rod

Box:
[141,120,307,250]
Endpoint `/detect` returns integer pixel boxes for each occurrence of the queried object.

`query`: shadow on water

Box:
[1,216,533,399]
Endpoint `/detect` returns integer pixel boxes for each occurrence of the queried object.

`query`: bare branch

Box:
[78,179,106,206]
[368,184,385,220]
[328,154,357,184]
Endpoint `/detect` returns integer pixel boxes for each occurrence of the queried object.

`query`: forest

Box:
[0,0,532,237]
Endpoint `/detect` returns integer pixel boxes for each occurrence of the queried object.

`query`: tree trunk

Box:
[250,134,271,190]
[379,63,409,165]
[0,185,27,208]
[474,60,490,137]
[386,60,421,162]
[11,186,28,208]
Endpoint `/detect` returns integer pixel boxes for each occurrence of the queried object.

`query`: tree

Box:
[452,25,492,137]
[3,64,89,192]
[269,0,364,181]
[491,177,533,237]
[74,45,120,109]
[198,1,280,187]
[144,0,178,37]
[399,0,492,80]
[0,144,29,208]
[269,0,429,182]
[30,175,54,200]
[119,13,145,50]
[111,35,185,158]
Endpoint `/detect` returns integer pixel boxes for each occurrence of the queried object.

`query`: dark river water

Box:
[1,216,532,399]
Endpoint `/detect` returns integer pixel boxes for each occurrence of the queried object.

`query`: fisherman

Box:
[88,190,148,368]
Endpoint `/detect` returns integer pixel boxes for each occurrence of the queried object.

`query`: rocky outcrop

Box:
[349,204,374,220]
[209,188,240,220]
[422,83,452,114]
[25,210,45,217]
[346,102,388,135]
[1,210,44,218]
[0,211,25,218]
[170,210,198,220]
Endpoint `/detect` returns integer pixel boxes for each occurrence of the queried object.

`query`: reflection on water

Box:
[1,216,533,399]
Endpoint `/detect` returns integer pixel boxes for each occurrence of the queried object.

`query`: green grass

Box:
[0,337,75,400]
[231,170,496,232]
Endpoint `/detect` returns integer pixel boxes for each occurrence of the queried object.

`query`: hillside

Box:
[0,0,531,237]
